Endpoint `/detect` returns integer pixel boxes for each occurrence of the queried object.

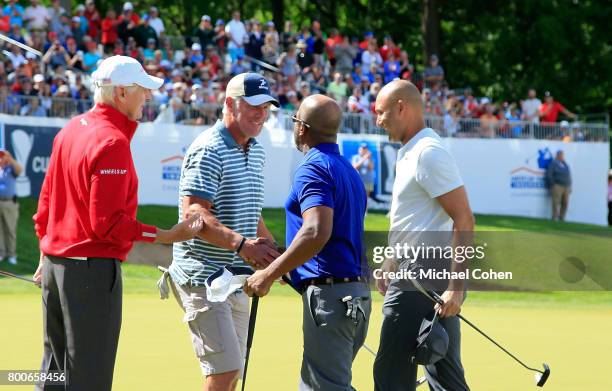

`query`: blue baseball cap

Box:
[226,72,279,107]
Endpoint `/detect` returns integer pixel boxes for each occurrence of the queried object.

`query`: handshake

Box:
[237,237,281,269]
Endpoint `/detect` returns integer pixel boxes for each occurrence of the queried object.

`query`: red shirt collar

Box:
[91,103,139,141]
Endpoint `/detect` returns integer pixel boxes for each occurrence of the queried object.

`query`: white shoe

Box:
[8,256,17,265]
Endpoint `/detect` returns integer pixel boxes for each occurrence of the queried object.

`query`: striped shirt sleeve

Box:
[180,146,222,203]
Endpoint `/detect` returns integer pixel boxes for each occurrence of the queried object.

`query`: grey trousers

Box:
[300,282,371,391]
[0,199,18,258]
[36,256,122,391]
[373,285,469,391]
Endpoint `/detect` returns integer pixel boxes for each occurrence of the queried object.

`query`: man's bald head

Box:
[375,80,426,144]
[299,94,343,139]
[378,79,422,110]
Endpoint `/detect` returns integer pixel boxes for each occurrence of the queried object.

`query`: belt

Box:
[299,276,363,293]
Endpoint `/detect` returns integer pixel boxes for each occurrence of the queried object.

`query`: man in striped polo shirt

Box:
[168,72,280,391]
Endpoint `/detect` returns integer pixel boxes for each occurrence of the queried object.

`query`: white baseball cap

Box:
[123,2,133,11]
[92,56,163,89]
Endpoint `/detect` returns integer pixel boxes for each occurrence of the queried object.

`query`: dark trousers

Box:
[37,256,122,391]
[373,286,469,391]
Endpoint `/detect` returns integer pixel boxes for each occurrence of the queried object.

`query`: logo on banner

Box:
[510,148,552,190]
[161,155,183,181]
[11,130,34,197]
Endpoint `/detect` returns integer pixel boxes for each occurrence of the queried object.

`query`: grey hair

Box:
[222,96,242,116]
[93,84,139,105]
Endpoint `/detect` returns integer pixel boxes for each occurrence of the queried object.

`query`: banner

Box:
[1,114,608,225]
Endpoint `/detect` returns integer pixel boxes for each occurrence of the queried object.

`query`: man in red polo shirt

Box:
[540,91,577,123]
[32,56,203,391]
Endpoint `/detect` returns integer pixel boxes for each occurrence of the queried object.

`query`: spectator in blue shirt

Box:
[0,148,22,265]
[383,52,401,84]
[245,94,371,391]
[3,0,24,28]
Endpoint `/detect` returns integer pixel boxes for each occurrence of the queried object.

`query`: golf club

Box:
[0,269,37,284]
[423,289,550,387]
[0,33,43,57]
[241,295,259,391]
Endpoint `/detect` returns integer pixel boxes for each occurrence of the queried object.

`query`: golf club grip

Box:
[246,296,259,348]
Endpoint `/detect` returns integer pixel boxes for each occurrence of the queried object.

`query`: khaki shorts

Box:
[171,280,249,376]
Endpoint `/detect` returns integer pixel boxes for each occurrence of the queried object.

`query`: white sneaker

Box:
[8,256,17,265]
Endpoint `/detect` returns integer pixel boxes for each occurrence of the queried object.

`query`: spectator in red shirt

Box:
[84,0,101,40]
[540,91,576,123]
[0,9,10,32]
[379,35,400,62]
[101,8,119,53]
[32,56,202,391]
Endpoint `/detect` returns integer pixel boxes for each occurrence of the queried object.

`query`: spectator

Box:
[66,37,84,71]
[133,15,158,48]
[0,148,22,265]
[71,16,85,48]
[327,72,348,104]
[42,40,70,69]
[225,11,248,62]
[148,6,164,37]
[3,0,24,29]
[24,0,49,30]
[311,22,325,56]
[608,171,612,226]
[246,19,264,70]
[55,13,72,43]
[143,38,157,60]
[194,15,214,49]
[361,42,382,74]
[479,100,497,138]
[325,28,342,66]
[309,66,328,94]
[280,20,295,51]
[264,21,279,49]
[187,43,204,68]
[230,55,248,75]
[296,39,313,71]
[0,9,9,33]
[20,95,46,116]
[8,22,25,45]
[84,0,101,40]
[47,0,64,32]
[117,2,139,44]
[379,36,400,62]
[352,143,382,204]
[285,89,300,110]
[540,91,577,123]
[213,19,227,53]
[398,50,413,80]
[73,4,89,35]
[423,54,444,87]
[359,31,374,51]
[383,52,400,84]
[334,35,357,76]
[521,88,541,123]
[506,104,523,138]
[262,33,278,65]
[347,86,368,113]
[6,45,26,70]
[546,150,571,221]
[82,40,101,74]
[278,43,299,84]
[101,9,119,53]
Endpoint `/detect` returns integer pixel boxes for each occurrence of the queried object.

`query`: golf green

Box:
[1,285,610,390]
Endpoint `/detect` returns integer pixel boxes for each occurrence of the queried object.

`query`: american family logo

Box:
[510,147,552,189]
[160,150,186,181]
[99,169,127,175]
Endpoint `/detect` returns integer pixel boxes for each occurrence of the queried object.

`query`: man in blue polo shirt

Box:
[245,94,371,391]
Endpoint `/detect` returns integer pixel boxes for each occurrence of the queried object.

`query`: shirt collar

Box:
[307,142,339,157]
[91,103,138,141]
[216,120,258,150]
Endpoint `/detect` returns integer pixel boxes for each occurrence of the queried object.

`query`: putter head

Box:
[535,363,550,387]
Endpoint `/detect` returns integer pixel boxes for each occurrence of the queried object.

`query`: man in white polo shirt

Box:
[372,80,474,391]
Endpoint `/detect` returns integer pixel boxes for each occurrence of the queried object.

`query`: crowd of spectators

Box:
[0,1,590,139]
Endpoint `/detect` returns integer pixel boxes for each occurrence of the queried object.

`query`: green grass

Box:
[2,199,612,390]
